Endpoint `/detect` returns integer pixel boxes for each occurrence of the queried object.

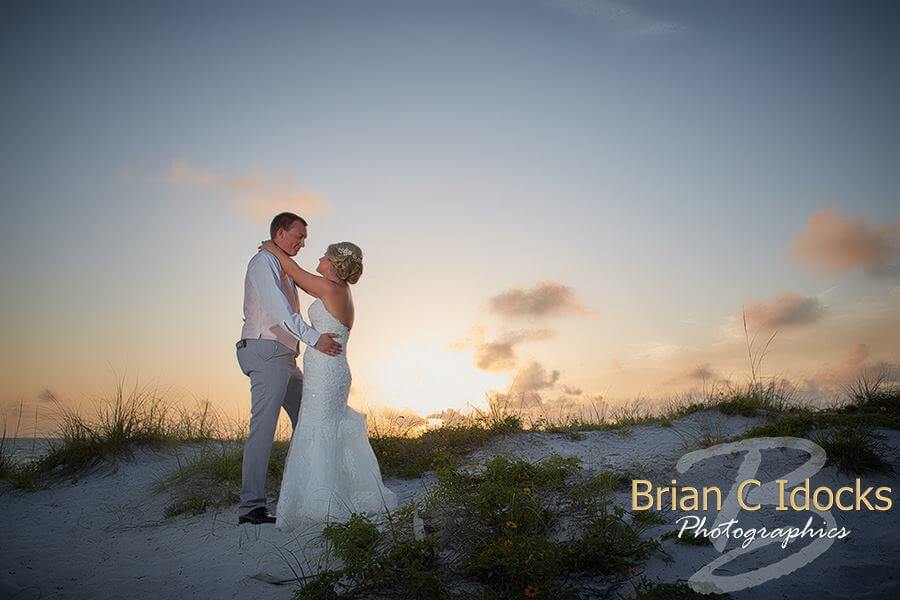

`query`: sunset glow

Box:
[373,342,511,416]
[1,0,897,436]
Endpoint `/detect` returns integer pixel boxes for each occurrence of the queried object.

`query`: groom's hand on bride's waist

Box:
[314,333,343,356]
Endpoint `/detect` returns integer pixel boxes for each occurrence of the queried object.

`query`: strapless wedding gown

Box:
[275,298,398,531]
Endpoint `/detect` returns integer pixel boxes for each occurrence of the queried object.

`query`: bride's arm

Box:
[259,240,334,299]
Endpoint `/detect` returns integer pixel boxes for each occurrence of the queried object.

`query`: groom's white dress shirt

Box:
[240,250,321,353]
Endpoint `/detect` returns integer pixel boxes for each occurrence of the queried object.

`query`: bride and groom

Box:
[235,212,398,529]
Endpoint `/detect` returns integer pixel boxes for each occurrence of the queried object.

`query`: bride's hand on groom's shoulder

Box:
[258,240,280,255]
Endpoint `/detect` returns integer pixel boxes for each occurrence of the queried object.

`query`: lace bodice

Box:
[298,299,351,423]
[308,298,350,348]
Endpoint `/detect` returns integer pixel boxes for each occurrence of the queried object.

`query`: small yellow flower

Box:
[524,553,533,565]
[524,586,539,597]
[523,487,532,495]
[382,450,389,456]
[502,538,513,547]
[506,521,518,529]
[485,547,495,556]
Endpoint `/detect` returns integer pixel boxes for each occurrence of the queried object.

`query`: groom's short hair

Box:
[270,212,308,239]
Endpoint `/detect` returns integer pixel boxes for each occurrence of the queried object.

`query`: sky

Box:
[1,0,898,435]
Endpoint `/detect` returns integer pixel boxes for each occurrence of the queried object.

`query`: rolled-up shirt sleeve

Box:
[248,252,322,348]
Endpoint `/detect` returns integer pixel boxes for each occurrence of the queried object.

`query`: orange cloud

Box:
[791,207,900,276]
[164,160,328,222]
[489,282,590,318]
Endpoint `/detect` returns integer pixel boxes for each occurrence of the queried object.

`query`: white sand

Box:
[3,410,897,599]
[1,443,434,600]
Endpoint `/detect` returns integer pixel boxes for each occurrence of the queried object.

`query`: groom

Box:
[235,212,343,525]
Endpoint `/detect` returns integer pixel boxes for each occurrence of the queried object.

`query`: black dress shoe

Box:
[239,507,277,525]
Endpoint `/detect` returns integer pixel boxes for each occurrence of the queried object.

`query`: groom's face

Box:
[275,221,307,256]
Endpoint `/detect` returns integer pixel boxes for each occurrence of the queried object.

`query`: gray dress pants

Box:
[236,338,303,516]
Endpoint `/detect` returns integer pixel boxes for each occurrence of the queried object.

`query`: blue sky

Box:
[1,0,898,432]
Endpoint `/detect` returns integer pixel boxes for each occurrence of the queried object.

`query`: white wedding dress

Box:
[275,298,398,531]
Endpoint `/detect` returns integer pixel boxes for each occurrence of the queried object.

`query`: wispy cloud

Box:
[163,160,328,223]
[545,0,685,36]
[489,282,590,318]
[628,340,689,361]
[791,207,900,277]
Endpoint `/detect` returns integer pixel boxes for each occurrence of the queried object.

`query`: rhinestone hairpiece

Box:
[336,246,353,257]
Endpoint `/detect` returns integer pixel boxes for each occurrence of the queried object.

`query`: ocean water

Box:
[1,437,60,466]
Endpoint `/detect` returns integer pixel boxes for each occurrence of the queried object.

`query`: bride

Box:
[258,239,399,531]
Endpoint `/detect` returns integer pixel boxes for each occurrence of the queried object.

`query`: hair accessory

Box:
[337,246,353,257]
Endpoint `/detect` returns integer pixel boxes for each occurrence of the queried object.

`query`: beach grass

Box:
[4,362,897,514]
[369,410,523,479]
[810,426,894,476]
[738,370,900,442]
[1,380,233,491]
[0,427,14,481]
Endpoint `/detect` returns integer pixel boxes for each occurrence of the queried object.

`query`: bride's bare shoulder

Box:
[321,285,353,328]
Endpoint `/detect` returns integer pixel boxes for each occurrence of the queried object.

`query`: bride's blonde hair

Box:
[325,242,363,284]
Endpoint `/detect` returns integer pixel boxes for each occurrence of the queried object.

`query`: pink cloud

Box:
[791,207,900,276]
[164,160,328,223]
